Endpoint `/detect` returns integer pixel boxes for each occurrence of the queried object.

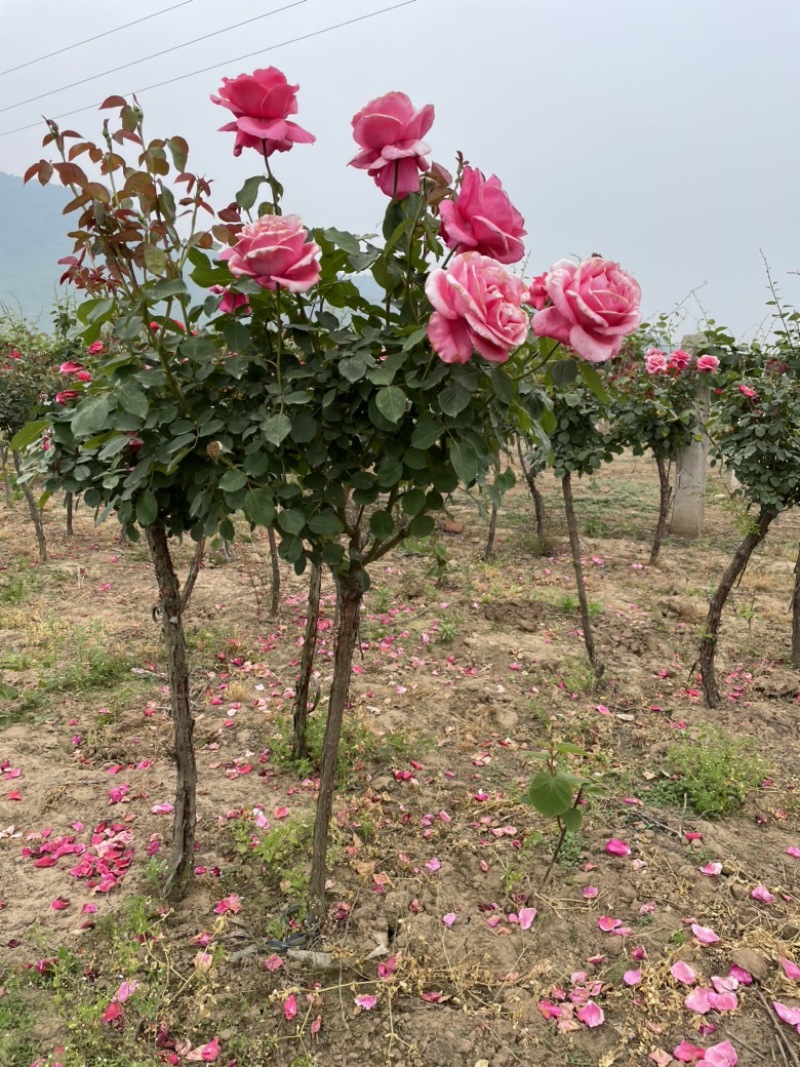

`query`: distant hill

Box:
[0,172,72,327]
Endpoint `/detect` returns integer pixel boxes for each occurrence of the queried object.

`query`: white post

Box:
[671,334,710,539]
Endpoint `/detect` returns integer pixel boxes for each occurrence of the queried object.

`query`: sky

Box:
[1,0,799,341]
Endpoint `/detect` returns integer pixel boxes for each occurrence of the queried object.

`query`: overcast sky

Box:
[2,0,799,340]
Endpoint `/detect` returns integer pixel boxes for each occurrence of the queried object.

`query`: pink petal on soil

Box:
[773,1001,800,1026]
[150,803,174,814]
[708,991,738,1012]
[684,986,713,1013]
[691,924,720,944]
[632,945,647,961]
[751,885,775,903]
[576,1000,604,1027]
[283,993,298,1021]
[538,998,562,1019]
[212,894,241,915]
[700,862,722,876]
[582,886,599,898]
[355,994,377,1011]
[786,846,800,858]
[50,898,69,910]
[780,957,800,981]
[605,838,631,857]
[623,969,642,986]
[518,907,537,930]
[425,858,441,873]
[263,954,283,971]
[711,975,738,994]
[728,965,752,985]
[442,912,456,927]
[598,915,621,932]
[113,980,140,1002]
[698,1038,738,1066]
[184,1036,221,1062]
[648,1050,672,1067]
[274,806,289,819]
[673,1040,705,1062]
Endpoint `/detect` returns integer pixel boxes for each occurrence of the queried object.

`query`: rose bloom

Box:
[210,285,251,315]
[526,273,549,310]
[55,389,79,404]
[59,361,84,375]
[211,67,315,157]
[9,349,21,359]
[738,384,757,398]
[668,348,692,371]
[532,257,641,363]
[220,214,321,293]
[439,166,526,264]
[695,353,720,372]
[75,371,92,383]
[425,251,528,365]
[87,340,104,355]
[349,91,434,199]
[644,349,669,375]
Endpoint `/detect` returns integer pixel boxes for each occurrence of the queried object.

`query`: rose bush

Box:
[211,67,315,157]
[349,90,434,199]
[425,252,529,364]
[439,166,526,264]
[532,257,642,362]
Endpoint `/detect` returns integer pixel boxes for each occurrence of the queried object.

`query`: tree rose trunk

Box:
[700,505,777,708]
[561,472,601,676]
[267,526,281,617]
[309,564,363,921]
[649,452,672,566]
[146,523,197,900]
[517,437,545,537]
[293,561,322,761]
[12,451,46,563]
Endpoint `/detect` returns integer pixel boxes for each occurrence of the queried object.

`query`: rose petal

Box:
[355,994,377,1011]
[605,838,631,857]
[576,1000,604,1027]
[518,907,537,930]
[773,1001,800,1026]
[691,924,720,944]
[623,968,642,986]
[442,912,456,927]
[780,958,800,981]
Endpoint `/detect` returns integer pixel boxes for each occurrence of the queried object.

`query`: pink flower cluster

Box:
[643,347,719,376]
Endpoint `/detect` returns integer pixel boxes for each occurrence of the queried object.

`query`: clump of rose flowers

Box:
[643,346,720,376]
[205,66,642,371]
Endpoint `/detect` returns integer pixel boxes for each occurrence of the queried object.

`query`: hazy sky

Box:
[2,0,799,340]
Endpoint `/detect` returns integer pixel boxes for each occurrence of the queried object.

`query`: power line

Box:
[0,1,308,114]
[0,1,418,139]
[0,1,196,78]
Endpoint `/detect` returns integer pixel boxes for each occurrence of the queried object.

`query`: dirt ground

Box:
[1,453,799,1067]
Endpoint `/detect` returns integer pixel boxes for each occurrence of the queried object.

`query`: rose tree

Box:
[18,70,639,916]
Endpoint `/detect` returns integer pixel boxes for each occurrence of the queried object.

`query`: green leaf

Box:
[551,359,578,388]
[115,381,148,419]
[277,532,304,563]
[72,397,112,438]
[135,488,158,527]
[278,509,305,536]
[526,771,575,817]
[339,356,369,383]
[449,440,478,485]
[150,278,189,301]
[143,243,167,275]
[402,326,428,352]
[116,314,143,342]
[236,175,267,211]
[409,514,435,537]
[322,227,360,256]
[561,808,583,832]
[180,335,220,361]
[439,384,471,418]
[307,510,343,536]
[579,361,609,403]
[369,510,395,540]
[262,413,292,447]
[166,136,188,172]
[219,469,247,493]
[0,683,19,700]
[221,320,252,354]
[490,366,514,404]
[401,488,427,515]
[410,414,442,450]
[375,386,406,424]
[10,420,48,450]
[244,488,275,526]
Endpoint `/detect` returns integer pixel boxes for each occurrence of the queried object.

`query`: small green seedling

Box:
[525,738,596,883]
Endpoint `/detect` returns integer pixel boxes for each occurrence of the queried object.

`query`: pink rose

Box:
[439,166,526,264]
[425,251,528,365]
[211,67,315,158]
[87,340,104,355]
[75,371,92,383]
[526,273,549,310]
[668,348,692,371]
[696,354,720,372]
[644,349,669,375]
[59,361,84,375]
[210,285,251,315]
[219,214,321,293]
[349,91,434,199]
[9,349,21,359]
[55,390,79,404]
[532,257,641,363]
[738,384,757,398]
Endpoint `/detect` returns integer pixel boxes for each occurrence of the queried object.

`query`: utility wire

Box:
[0,1,418,139]
[0,1,308,114]
[0,1,196,78]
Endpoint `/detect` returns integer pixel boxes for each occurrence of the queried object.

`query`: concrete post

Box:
[671,333,710,539]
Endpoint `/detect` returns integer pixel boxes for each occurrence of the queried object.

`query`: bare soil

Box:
[1,453,799,1067]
